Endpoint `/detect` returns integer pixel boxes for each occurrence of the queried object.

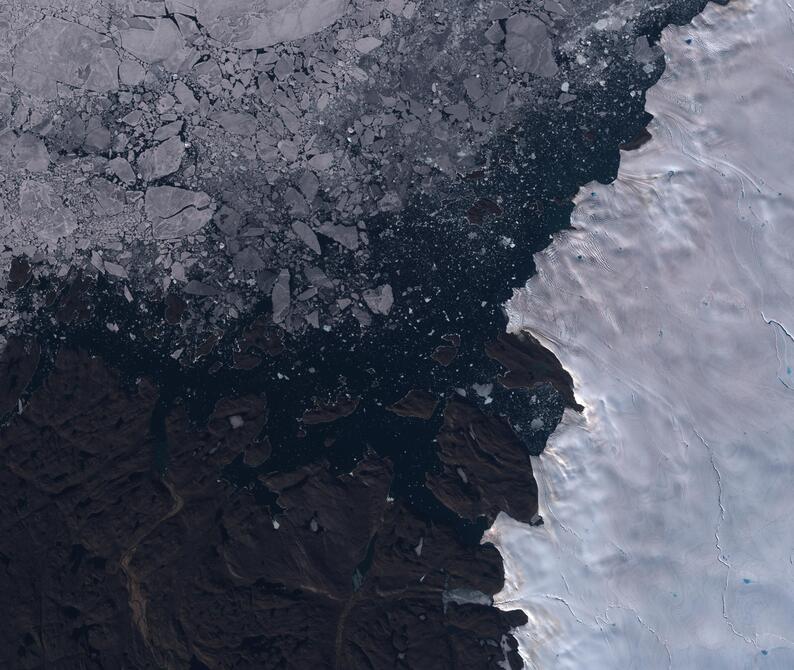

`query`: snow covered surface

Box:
[486,0,794,667]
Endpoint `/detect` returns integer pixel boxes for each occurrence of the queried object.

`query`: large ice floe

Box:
[486,0,794,667]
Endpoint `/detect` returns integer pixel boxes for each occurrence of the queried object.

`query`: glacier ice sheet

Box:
[485,0,794,667]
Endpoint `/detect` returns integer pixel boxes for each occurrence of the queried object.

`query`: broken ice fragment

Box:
[137,136,186,181]
[92,179,126,217]
[484,22,504,44]
[489,89,509,114]
[120,19,185,65]
[122,110,144,126]
[104,262,129,279]
[352,306,372,327]
[271,269,291,324]
[91,251,105,273]
[505,14,558,77]
[308,153,334,171]
[233,247,266,274]
[284,188,309,216]
[107,157,137,185]
[386,0,405,14]
[464,76,484,102]
[210,111,258,136]
[489,2,510,20]
[633,35,658,64]
[318,223,359,250]
[274,55,295,79]
[153,120,184,141]
[444,102,469,122]
[152,206,213,239]
[84,119,111,153]
[213,205,242,236]
[292,221,321,254]
[305,266,334,289]
[119,61,145,87]
[298,171,320,201]
[173,81,199,112]
[12,18,120,99]
[10,133,50,172]
[278,139,299,162]
[355,36,383,54]
[377,192,402,212]
[363,284,394,315]
[18,180,76,245]
[145,186,214,239]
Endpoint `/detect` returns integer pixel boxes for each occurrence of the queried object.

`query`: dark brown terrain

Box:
[0,331,576,669]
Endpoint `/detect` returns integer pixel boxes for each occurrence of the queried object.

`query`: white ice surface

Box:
[190,0,350,49]
[485,1,794,667]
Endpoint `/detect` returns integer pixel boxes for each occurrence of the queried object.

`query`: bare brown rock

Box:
[386,389,439,419]
[486,331,582,411]
[431,345,459,366]
[427,396,539,524]
[302,395,360,425]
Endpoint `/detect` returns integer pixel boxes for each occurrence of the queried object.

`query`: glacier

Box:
[486,0,794,667]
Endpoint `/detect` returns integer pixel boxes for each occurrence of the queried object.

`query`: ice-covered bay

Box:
[486,0,794,667]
